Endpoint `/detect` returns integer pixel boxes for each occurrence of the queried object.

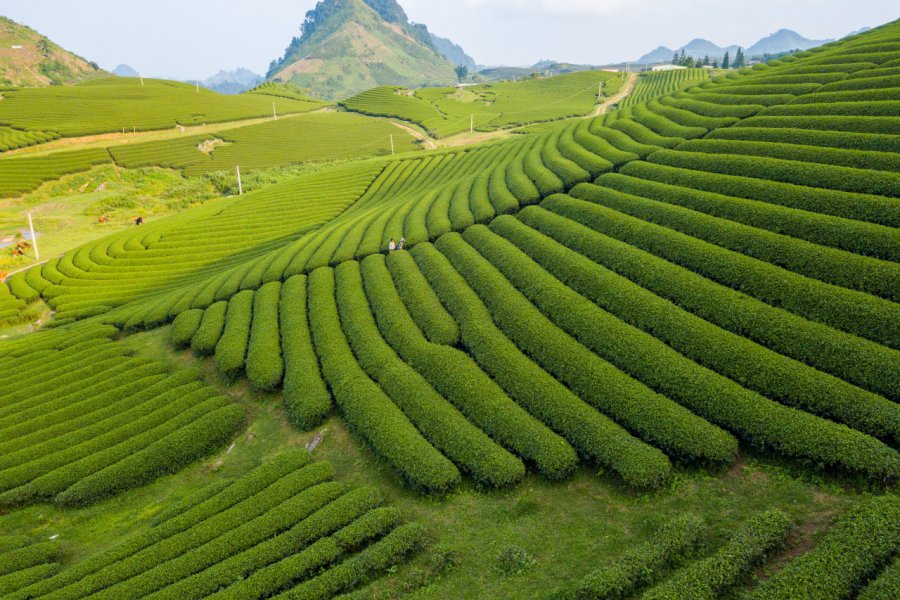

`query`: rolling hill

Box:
[0,15,898,600]
[0,16,107,86]
[637,28,832,64]
[266,0,459,100]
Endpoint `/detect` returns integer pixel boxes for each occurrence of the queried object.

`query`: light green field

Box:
[341,70,627,137]
[0,78,326,137]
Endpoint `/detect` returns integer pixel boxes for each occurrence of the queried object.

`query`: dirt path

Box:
[389,121,436,150]
[586,73,638,118]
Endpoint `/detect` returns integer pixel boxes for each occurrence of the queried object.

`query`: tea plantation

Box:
[0,17,898,599]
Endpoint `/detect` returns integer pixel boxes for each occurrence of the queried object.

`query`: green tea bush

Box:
[567,515,703,599]
[170,308,204,348]
[749,495,900,599]
[307,267,460,494]
[643,510,793,600]
[245,281,283,391]
[191,300,228,355]
[214,289,255,376]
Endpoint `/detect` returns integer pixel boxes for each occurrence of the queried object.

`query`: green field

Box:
[0,78,326,138]
[341,70,626,137]
[1,17,899,600]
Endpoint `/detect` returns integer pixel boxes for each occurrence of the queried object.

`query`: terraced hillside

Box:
[340,70,626,137]
[1,18,898,598]
[0,78,325,141]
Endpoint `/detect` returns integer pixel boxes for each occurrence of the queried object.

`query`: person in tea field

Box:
[398,237,406,250]
[388,238,396,253]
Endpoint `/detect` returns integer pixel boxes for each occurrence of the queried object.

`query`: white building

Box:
[651,64,687,72]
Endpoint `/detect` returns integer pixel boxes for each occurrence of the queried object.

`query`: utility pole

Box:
[390,134,394,156]
[139,75,144,86]
[598,80,603,98]
[470,114,474,134]
[273,102,277,119]
[236,166,243,195]
[196,80,200,93]
[27,212,39,261]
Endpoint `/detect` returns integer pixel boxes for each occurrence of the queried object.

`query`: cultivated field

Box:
[1,18,898,599]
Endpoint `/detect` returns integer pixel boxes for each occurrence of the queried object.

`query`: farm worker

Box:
[398,237,406,250]
[388,239,396,253]
[134,216,144,226]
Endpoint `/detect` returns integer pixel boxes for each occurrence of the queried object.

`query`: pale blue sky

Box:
[0,0,895,79]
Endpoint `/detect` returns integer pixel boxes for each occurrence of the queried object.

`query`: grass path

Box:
[586,72,638,118]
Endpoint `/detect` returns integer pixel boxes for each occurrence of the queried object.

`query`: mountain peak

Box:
[267,0,460,100]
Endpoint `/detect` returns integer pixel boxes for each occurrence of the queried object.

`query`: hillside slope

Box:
[267,0,458,100]
[0,16,107,86]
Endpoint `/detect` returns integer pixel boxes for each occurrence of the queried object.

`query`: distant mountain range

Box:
[202,68,263,95]
[112,64,139,77]
[0,15,108,86]
[637,28,834,64]
[266,0,469,100]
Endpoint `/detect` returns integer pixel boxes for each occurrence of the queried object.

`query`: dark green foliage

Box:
[643,511,793,600]
[749,495,900,599]
[307,267,460,494]
[338,260,525,488]
[385,252,459,346]
[858,557,900,600]
[280,275,332,430]
[245,281,284,391]
[543,192,900,350]
[566,515,703,599]
[515,205,900,404]
[490,214,900,443]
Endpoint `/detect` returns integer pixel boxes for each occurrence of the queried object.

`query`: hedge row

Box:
[0,541,59,577]
[29,459,335,599]
[336,259,525,488]
[762,100,900,117]
[279,275,333,430]
[737,115,900,135]
[599,171,899,262]
[307,267,460,494]
[515,204,900,403]
[566,515,703,599]
[381,251,459,346]
[749,495,900,599]
[676,138,900,172]
[383,251,579,481]
[545,190,900,349]
[425,236,732,467]
[92,485,376,598]
[571,179,899,303]
[14,451,320,598]
[642,510,793,600]
[191,301,228,355]
[245,281,284,391]
[491,214,900,442]
[493,205,900,480]
[648,149,900,198]
[210,506,401,599]
[708,125,900,153]
[214,289,255,376]
[274,522,426,599]
[170,309,204,349]
[0,563,60,596]
[858,557,900,600]
[619,159,900,228]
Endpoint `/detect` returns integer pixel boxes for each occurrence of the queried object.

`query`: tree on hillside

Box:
[455,65,469,83]
[722,51,731,69]
[734,47,746,68]
[703,54,710,66]
[672,52,679,65]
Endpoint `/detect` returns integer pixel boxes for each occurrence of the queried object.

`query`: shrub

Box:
[245,281,284,391]
[214,289,255,376]
[307,267,460,494]
[858,557,900,600]
[279,275,332,430]
[170,309,204,349]
[749,495,900,599]
[494,545,536,576]
[566,515,703,599]
[337,260,525,488]
[190,301,228,355]
[642,510,793,600]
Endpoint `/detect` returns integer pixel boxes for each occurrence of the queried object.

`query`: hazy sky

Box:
[0,1,896,79]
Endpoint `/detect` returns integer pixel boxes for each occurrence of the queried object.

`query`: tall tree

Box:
[703,54,710,66]
[734,47,746,68]
[455,65,469,83]
[722,51,730,69]
[672,51,679,65]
